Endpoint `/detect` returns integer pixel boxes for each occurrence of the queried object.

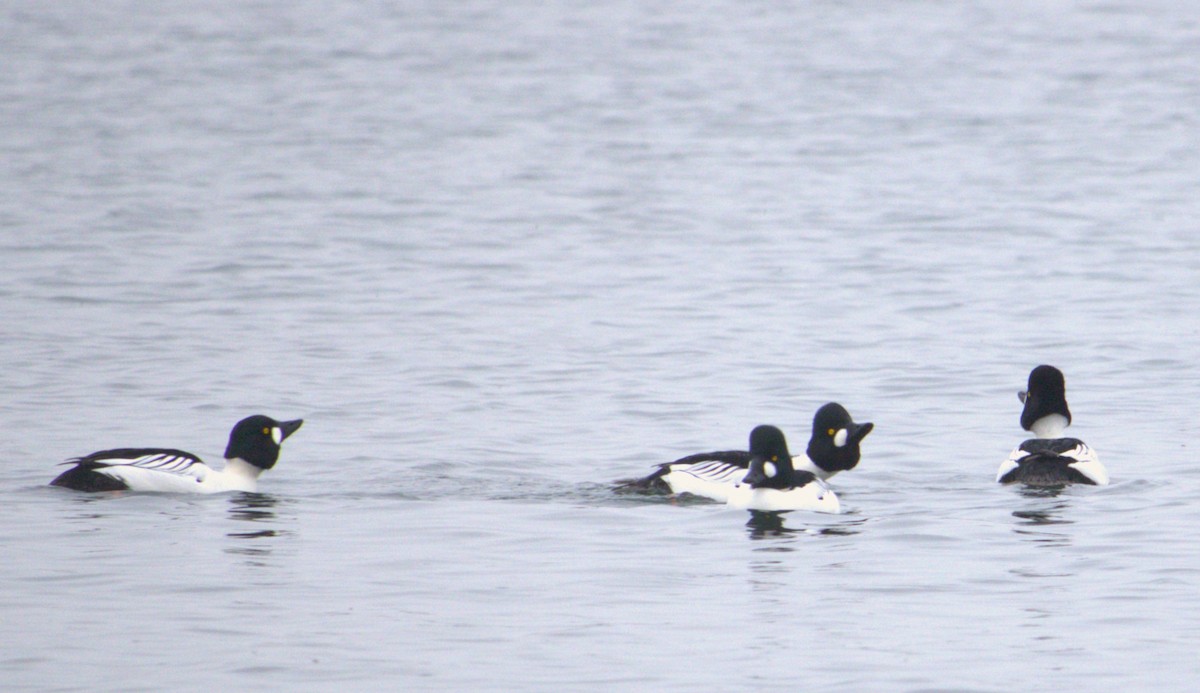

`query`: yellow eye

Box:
[827,428,835,436]
[262,427,271,435]
[771,455,778,462]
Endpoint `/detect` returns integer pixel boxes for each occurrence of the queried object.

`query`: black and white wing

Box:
[614,450,751,495]
[51,448,209,492]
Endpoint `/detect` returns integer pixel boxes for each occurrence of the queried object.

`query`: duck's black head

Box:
[742,424,795,489]
[806,402,873,475]
[1019,365,1071,432]
[224,415,304,470]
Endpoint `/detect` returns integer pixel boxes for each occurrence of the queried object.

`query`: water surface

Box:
[2,2,1200,691]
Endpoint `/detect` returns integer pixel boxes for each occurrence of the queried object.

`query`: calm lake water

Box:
[3,1,1200,691]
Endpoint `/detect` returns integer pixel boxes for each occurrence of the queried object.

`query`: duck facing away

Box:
[996,365,1107,486]
[50,415,303,493]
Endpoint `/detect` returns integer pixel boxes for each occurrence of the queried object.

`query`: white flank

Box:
[662,462,747,503]
[1065,444,1109,485]
[97,456,263,494]
[995,447,1024,482]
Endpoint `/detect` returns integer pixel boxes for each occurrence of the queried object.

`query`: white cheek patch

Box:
[764,462,777,478]
[833,429,848,447]
[271,427,283,445]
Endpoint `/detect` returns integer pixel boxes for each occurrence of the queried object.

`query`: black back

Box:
[1017,438,1086,456]
[999,437,1096,486]
[668,450,753,467]
[999,458,1095,485]
[615,449,752,494]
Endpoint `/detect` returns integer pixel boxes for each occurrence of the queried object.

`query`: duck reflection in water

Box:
[744,510,864,540]
[1017,483,1069,500]
[227,492,282,540]
[1011,494,1074,549]
[1012,499,1073,526]
[1011,483,1075,525]
[746,511,794,539]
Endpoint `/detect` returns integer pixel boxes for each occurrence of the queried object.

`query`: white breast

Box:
[725,483,841,513]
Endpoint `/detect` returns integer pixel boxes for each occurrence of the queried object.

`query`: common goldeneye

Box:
[625,402,873,496]
[996,365,1108,486]
[50,415,303,493]
[724,424,841,512]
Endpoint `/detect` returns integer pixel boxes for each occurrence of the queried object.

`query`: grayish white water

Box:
[3,1,1200,690]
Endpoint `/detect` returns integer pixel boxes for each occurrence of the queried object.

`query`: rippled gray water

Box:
[3,2,1200,691]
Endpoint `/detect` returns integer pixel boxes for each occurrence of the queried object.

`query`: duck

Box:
[49,415,303,493]
[724,424,841,513]
[995,365,1108,486]
[625,402,873,497]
